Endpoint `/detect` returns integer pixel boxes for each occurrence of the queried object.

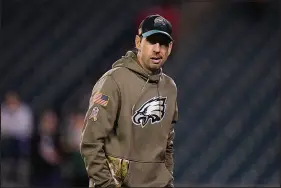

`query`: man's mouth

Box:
[150,57,162,63]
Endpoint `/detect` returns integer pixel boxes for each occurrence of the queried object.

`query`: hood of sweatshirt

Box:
[112,51,162,83]
[112,51,164,114]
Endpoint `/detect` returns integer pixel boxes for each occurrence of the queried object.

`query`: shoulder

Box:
[21,104,33,114]
[100,59,132,83]
[93,59,128,88]
[102,56,128,76]
[99,67,128,85]
[161,73,177,92]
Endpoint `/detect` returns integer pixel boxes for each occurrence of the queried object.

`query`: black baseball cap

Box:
[138,14,173,42]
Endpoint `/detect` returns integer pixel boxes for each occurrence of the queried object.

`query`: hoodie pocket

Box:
[106,156,130,187]
[124,161,172,187]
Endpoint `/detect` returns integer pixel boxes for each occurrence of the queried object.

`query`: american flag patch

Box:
[92,92,109,107]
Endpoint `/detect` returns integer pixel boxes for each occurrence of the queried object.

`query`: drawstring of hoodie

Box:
[129,53,164,116]
[157,75,162,127]
[131,77,150,115]
[131,73,163,115]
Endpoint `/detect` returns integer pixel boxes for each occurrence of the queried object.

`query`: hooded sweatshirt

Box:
[80,51,178,187]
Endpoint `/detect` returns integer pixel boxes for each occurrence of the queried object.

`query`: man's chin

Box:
[149,65,162,73]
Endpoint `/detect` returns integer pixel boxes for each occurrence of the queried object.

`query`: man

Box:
[80,14,178,187]
[1,91,33,185]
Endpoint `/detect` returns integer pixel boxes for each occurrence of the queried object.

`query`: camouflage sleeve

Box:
[80,75,120,187]
[165,101,178,187]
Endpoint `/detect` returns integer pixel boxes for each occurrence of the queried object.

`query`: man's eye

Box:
[147,39,169,46]
[146,35,170,46]
[160,41,169,46]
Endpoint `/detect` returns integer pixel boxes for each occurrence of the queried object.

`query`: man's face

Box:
[5,92,20,111]
[136,33,173,74]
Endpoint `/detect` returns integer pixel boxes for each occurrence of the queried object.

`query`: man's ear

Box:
[135,35,141,50]
[168,41,173,56]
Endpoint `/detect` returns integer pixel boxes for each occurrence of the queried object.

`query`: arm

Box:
[80,75,120,188]
[165,101,178,187]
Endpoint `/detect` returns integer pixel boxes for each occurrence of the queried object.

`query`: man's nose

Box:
[153,43,160,52]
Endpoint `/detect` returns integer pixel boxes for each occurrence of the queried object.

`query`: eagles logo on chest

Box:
[132,96,167,128]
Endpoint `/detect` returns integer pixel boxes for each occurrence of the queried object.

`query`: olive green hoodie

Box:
[80,51,178,187]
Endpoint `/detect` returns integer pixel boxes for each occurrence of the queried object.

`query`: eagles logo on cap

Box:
[154,17,167,29]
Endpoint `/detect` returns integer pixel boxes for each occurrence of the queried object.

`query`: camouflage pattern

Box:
[106,156,129,187]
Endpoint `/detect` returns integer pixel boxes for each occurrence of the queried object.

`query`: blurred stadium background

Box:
[0,0,280,187]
